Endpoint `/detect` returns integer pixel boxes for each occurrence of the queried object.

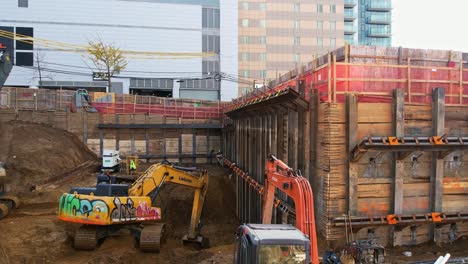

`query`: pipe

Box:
[434,253,450,264]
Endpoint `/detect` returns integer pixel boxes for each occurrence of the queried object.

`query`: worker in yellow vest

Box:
[129,159,137,174]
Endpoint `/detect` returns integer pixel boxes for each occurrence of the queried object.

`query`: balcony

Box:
[344,24,356,35]
[344,9,356,21]
[367,0,392,11]
[367,13,391,24]
[344,0,357,8]
[345,35,355,44]
[367,27,391,37]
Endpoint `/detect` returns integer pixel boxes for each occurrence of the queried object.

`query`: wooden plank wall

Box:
[0,110,221,165]
[315,91,468,247]
[223,87,467,247]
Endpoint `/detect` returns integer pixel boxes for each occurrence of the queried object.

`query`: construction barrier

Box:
[0,87,225,120]
[231,60,468,112]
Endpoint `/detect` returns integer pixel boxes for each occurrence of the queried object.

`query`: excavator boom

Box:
[129,163,209,243]
[261,155,319,264]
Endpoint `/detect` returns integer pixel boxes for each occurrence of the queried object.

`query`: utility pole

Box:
[35,52,43,88]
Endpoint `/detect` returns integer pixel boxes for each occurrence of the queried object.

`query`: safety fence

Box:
[229,57,468,112]
[0,87,226,119]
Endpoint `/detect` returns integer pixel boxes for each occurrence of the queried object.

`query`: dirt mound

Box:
[155,164,239,246]
[0,120,98,191]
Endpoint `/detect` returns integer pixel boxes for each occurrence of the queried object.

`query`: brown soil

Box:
[0,163,239,264]
[0,120,98,191]
[0,122,466,264]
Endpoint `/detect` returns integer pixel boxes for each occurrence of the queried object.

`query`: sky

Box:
[392,0,468,51]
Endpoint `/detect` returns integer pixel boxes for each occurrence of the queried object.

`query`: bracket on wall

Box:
[351,136,468,162]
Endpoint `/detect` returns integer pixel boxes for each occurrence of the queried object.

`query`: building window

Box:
[330,21,336,31]
[202,35,220,52]
[330,5,336,13]
[330,38,336,48]
[294,37,300,45]
[242,19,249,27]
[294,20,300,29]
[294,54,300,63]
[294,3,300,12]
[259,53,266,61]
[241,2,249,10]
[259,70,267,79]
[317,38,323,47]
[259,36,266,44]
[242,52,249,61]
[203,8,220,29]
[259,3,266,11]
[361,11,365,18]
[242,70,250,78]
[317,4,323,13]
[259,20,266,28]
[241,36,249,44]
[317,20,323,30]
[16,52,33,66]
[16,27,34,50]
[18,0,28,8]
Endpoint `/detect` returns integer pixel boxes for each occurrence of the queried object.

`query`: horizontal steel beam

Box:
[333,212,468,228]
[97,123,222,129]
[121,153,215,159]
[352,136,468,161]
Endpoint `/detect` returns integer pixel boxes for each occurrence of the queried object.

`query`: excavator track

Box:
[139,223,165,253]
[0,195,20,209]
[74,226,98,250]
[0,204,9,219]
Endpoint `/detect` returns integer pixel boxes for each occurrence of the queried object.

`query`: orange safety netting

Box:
[91,102,224,119]
[232,63,468,109]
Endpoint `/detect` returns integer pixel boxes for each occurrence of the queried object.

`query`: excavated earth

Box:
[0,120,467,264]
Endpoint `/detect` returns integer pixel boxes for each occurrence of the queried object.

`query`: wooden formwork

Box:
[225,45,468,248]
[0,109,222,165]
[314,92,468,246]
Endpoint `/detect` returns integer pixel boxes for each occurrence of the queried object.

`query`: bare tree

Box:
[87,40,127,93]
[32,50,52,87]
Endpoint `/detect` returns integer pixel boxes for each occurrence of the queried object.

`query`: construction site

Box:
[0,44,467,264]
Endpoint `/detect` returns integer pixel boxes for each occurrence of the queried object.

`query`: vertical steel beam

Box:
[297,109,305,175]
[431,87,445,244]
[392,89,405,246]
[115,115,120,150]
[130,115,135,155]
[347,94,358,216]
[192,128,196,166]
[178,129,182,164]
[83,111,88,144]
[207,128,211,163]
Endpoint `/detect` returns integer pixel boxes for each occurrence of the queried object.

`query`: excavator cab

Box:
[234,224,310,264]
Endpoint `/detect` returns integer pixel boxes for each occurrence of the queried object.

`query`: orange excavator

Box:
[225,155,320,264]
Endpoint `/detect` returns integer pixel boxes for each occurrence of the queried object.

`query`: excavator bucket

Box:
[182,235,209,250]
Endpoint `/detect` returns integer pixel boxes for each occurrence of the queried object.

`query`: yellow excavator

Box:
[58,163,209,252]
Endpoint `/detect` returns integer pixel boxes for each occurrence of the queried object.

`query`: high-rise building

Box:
[345,0,392,46]
[1,0,239,101]
[238,1,345,96]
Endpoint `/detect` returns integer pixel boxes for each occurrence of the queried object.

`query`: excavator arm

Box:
[129,163,209,246]
[261,155,319,264]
